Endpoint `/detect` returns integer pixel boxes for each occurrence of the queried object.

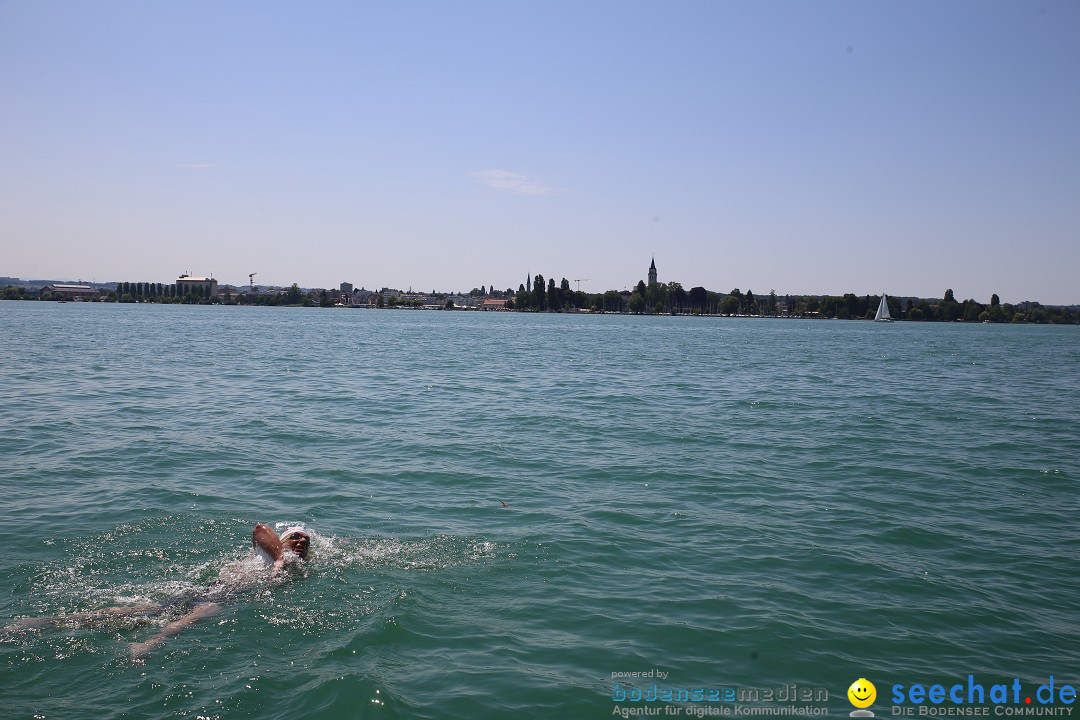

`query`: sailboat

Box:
[874,293,893,322]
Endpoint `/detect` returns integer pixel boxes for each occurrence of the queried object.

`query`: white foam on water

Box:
[5,517,508,651]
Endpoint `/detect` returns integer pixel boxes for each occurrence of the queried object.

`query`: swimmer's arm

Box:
[252,523,288,576]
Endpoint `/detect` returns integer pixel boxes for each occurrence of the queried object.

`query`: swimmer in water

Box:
[4,523,311,660]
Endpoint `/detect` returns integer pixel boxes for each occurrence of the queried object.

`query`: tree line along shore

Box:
[3,278,1077,324]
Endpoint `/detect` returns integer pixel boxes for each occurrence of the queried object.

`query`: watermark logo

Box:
[849,678,877,717]
[889,676,1076,715]
[610,670,829,716]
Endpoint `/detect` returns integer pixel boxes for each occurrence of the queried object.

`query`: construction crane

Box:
[248,273,257,291]
[574,278,591,292]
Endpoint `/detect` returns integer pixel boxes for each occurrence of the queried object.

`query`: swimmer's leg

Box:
[130,601,222,661]
[5,604,162,632]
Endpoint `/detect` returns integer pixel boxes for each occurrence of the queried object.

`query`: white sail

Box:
[874,293,893,322]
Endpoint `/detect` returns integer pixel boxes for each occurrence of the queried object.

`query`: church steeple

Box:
[648,257,657,286]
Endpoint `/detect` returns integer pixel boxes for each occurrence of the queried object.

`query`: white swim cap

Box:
[278,525,309,541]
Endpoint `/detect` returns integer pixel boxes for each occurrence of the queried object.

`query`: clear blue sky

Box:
[2,1,1078,303]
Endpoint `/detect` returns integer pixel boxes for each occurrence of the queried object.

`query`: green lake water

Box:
[1,302,1078,719]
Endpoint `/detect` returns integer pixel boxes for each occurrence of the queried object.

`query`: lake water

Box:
[1,302,1078,719]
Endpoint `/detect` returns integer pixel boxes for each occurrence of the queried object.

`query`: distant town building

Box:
[350,287,376,305]
[340,282,353,294]
[40,283,99,300]
[481,298,507,311]
[648,258,658,286]
[444,293,471,308]
[176,275,218,298]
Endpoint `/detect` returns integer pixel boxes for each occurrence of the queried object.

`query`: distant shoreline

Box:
[4,295,1077,325]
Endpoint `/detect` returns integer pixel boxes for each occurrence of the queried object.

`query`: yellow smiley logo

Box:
[848,678,877,709]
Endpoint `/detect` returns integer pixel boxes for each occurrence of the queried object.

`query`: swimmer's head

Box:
[279,526,311,559]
